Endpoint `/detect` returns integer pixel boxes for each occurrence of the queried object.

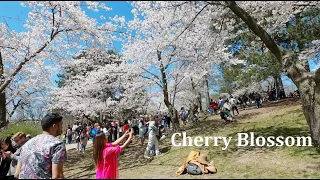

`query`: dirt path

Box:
[65,140,93,151]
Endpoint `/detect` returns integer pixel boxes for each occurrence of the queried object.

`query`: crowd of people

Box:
[204,92,264,124]
[0,112,175,179]
[0,88,301,179]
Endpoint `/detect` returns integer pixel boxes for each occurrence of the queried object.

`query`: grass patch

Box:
[63,100,320,179]
[119,103,320,179]
[0,121,42,139]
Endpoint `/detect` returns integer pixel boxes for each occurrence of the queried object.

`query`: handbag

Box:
[186,162,202,175]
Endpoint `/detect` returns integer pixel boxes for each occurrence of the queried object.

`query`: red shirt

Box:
[122,124,129,132]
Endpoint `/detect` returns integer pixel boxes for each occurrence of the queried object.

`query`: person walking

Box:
[230,96,239,116]
[66,126,72,144]
[80,129,88,153]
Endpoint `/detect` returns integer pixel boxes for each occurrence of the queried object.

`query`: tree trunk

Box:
[226,1,320,147]
[205,78,210,107]
[158,51,180,132]
[286,58,320,147]
[198,92,203,111]
[0,51,7,128]
[274,75,284,93]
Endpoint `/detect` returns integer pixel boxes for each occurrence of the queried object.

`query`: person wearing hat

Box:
[14,113,66,179]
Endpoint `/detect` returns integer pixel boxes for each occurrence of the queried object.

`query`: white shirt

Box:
[103,127,109,136]
[72,125,78,131]
[223,103,232,111]
[230,98,237,106]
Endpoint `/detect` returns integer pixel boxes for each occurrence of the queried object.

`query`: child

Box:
[80,129,88,153]
[93,130,133,179]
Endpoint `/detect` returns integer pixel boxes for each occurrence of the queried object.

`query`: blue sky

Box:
[1,1,319,95]
[0,1,135,85]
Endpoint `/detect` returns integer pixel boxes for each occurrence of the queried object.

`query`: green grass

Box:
[63,100,320,179]
[0,121,42,139]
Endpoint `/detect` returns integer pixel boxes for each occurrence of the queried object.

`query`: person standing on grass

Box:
[80,129,88,153]
[93,130,133,179]
[14,113,66,179]
[230,96,239,116]
[91,123,101,143]
[118,122,123,139]
[66,125,73,144]
[138,118,147,146]
[144,117,160,159]
[255,93,262,108]
[122,120,129,133]
[86,123,92,140]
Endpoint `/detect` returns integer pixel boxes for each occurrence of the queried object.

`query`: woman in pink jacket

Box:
[93,129,133,179]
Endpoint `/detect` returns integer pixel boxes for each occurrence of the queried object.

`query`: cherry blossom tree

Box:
[127,1,320,146]
[0,1,118,127]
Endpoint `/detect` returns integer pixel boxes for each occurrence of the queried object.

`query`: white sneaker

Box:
[144,155,152,159]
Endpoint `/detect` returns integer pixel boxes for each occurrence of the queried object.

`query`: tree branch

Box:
[140,75,163,88]
[226,1,282,62]
[0,30,60,93]
[165,4,209,50]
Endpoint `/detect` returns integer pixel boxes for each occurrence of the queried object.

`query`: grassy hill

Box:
[62,98,320,179]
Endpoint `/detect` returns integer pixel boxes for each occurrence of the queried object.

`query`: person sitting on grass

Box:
[93,129,133,179]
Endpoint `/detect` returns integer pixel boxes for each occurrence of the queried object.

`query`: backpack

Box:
[186,162,202,175]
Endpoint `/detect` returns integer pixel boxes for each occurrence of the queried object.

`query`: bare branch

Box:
[141,67,161,81]
[140,75,163,88]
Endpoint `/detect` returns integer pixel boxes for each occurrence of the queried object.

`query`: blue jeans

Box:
[82,144,86,151]
[209,107,214,115]
[151,144,155,152]
[163,120,168,128]
[67,136,72,144]
[255,100,261,108]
